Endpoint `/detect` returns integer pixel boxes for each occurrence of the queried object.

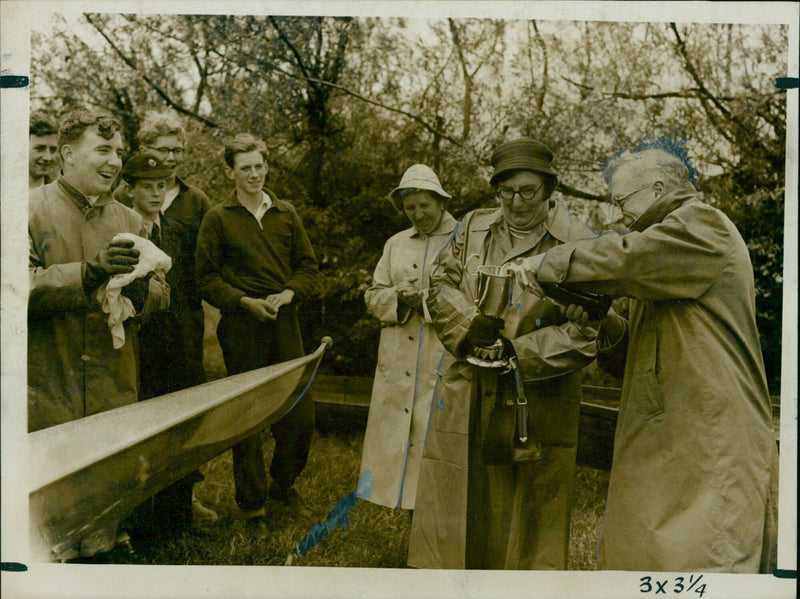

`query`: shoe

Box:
[269,485,312,518]
[244,515,269,539]
[192,497,218,523]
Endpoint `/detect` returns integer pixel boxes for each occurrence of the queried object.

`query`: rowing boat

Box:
[28,337,332,561]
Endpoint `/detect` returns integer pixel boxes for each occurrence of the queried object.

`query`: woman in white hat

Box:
[360,164,458,512]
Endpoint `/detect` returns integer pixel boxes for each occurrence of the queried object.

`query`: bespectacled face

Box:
[227,150,268,196]
[145,134,184,170]
[61,128,124,197]
[132,178,168,218]
[29,134,58,180]
[497,170,549,231]
[610,163,659,227]
[402,191,444,234]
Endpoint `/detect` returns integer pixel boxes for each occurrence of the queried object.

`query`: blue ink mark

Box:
[516,301,522,310]
[437,397,445,411]
[0,562,28,572]
[772,568,797,579]
[535,318,541,327]
[0,76,29,88]
[775,77,799,90]
[602,131,698,185]
[292,470,374,558]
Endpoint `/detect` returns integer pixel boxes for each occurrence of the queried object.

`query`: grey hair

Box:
[605,148,690,188]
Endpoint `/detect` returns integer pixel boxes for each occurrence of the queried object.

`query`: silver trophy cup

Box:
[466,265,513,370]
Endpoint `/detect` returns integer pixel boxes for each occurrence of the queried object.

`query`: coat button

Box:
[81,354,91,361]
[408,336,415,341]
[405,371,411,376]
[404,408,409,413]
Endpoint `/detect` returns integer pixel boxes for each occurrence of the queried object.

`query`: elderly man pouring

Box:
[505,137,779,573]
[407,138,598,570]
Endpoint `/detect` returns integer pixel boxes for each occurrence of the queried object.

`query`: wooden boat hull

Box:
[29,338,332,561]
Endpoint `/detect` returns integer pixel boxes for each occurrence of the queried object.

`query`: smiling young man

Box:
[27,108,169,559]
[115,112,211,389]
[29,111,59,189]
[195,133,319,537]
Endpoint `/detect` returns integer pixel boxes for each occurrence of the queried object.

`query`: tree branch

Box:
[268,15,321,95]
[561,75,703,100]
[669,22,764,148]
[530,20,548,114]
[264,63,463,146]
[85,14,219,128]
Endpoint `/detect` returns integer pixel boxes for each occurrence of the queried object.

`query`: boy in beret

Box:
[119,152,217,545]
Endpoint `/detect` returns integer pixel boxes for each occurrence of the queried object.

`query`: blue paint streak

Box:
[292,470,374,558]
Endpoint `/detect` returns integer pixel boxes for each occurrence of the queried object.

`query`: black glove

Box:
[83,239,139,294]
[465,314,504,347]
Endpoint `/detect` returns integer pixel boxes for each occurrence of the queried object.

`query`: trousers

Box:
[217,305,315,511]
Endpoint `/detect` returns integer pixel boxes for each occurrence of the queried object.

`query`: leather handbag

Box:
[481,368,542,465]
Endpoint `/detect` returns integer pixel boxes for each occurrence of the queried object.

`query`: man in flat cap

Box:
[408,138,598,570]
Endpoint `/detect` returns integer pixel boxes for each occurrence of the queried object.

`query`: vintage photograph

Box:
[2,1,797,598]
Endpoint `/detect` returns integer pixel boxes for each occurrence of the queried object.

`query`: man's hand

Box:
[83,239,140,292]
[266,289,295,312]
[563,304,621,335]
[465,314,504,347]
[396,278,423,309]
[503,259,544,298]
[240,297,278,321]
[142,271,171,316]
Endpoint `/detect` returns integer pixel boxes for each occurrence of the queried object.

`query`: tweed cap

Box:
[389,164,451,211]
[489,138,558,186]
[122,152,172,180]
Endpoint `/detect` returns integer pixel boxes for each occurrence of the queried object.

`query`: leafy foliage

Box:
[31,15,788,388]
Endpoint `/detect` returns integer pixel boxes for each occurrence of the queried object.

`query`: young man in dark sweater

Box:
[195,134,319,537]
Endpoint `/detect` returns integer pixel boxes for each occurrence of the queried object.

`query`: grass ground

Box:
[114,303,609,568]
[119,426,609,569]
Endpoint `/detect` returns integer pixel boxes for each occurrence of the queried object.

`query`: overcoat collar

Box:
[474,202,584,263]
[408,211,458,238]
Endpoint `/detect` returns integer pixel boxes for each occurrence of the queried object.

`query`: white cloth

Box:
[97,232,172,349]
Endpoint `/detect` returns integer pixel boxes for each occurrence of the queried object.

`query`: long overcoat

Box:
[361,212,457,509]
[407,203,597,569]
[28,179,145,433]
[536,184,779,572]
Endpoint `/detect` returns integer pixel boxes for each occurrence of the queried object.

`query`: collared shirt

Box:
[239,191,273,227]
[142,214,162,242]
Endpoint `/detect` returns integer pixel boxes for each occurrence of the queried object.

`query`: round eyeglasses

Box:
[496,184,543,202]
[147,146,185,157]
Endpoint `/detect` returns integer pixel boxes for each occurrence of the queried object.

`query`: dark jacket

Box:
[138,215,201,397]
